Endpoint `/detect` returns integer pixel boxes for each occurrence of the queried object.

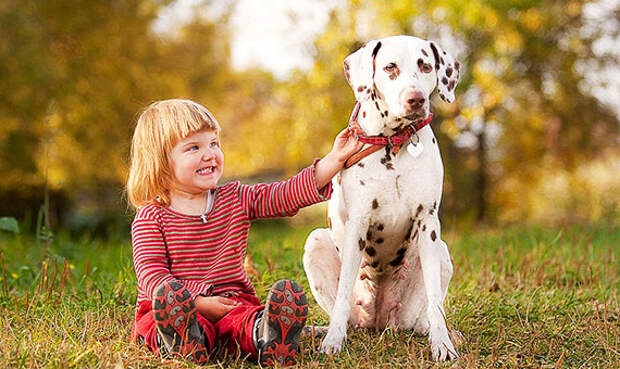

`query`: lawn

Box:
[0,219,618,368]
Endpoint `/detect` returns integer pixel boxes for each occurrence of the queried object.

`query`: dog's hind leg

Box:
[303,228,341,316]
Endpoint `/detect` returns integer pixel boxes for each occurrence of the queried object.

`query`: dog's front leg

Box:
[320,216,366,354]
[418,216,458,361]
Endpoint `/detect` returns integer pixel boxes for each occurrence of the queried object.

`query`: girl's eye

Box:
[188,145,199,151]
[209,141,219,148]
[383,63,397,72]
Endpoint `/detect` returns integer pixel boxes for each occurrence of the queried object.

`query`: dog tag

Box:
[406,141,423,158]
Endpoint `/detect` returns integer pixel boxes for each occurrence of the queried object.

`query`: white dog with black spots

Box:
[303,35,461,361]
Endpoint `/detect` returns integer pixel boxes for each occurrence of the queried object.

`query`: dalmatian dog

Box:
[303,35,461,361]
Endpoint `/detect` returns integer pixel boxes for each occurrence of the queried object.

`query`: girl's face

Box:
[169,129,223,195]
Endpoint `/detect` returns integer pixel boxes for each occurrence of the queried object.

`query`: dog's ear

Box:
[428,41,460,103]
[344,40,382,102]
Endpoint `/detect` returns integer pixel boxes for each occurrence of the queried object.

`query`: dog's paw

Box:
[429,328,459,361]
[320,329,347,354]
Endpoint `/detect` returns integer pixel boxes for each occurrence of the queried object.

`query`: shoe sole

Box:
[259,280,308,367]
[153,281,209,364]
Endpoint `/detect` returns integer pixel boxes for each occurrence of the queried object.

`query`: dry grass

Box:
[0,221,618,368]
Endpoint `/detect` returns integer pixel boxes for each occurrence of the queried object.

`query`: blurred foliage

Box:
[0,0,618,234]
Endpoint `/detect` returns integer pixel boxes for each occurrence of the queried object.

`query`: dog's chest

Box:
[343,153,421,272]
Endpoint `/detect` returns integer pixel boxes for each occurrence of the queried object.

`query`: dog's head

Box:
[344,36,460,134]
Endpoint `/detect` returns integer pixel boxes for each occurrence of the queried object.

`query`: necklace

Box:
[169,190,214,223]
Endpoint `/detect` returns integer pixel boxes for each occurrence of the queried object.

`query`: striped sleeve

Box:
[131,206,213,300]
[239,160,333,220]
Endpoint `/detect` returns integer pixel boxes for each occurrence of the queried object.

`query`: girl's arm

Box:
[239,127,362,220]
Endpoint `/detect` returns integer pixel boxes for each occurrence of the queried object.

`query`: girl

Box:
[126,99,362,366]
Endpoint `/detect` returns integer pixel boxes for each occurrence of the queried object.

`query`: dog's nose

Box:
[403,90,425,110]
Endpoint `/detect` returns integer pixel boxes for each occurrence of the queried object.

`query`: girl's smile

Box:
[170,129,224,199]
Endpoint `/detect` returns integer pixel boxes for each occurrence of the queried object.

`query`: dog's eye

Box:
[383,63,397,72]
[421,63,433,73]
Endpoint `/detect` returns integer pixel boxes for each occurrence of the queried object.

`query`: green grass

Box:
[0,220,618,368]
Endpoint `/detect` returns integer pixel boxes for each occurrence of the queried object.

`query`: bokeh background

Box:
[1,0,619,236]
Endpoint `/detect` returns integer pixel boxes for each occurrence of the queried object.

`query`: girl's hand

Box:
[329,127,364,164]
[314,126,365,188]
[195,295,240,322]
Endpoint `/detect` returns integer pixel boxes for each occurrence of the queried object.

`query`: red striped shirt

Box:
[131,163,332,306]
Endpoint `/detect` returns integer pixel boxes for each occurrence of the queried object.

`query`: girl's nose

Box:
[202,149,215,161]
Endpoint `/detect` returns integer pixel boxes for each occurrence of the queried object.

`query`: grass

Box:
[0,219,618,368]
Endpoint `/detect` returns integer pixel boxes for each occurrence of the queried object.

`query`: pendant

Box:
[406,135,423,158]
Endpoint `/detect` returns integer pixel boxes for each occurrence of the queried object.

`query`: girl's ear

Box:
[428,41,460,103]
[344,40,382,102]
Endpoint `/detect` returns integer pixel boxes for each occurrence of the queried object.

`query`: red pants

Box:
[131,293,264,361]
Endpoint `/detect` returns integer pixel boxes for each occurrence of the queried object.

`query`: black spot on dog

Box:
[360,180,365,185]
[422,224,426,232]
[416,204,424,217]
[371,261,379,268]
[376,237,384,244]
[397,247,407,256]
[417,219,422,227]
[366,229,373,241]
[390,254,405,267]
[417,58,424,68]
[421,49,428,57]
[433,201,437,209]
[384,110,388,117]
[358,239,366,250]
[374,101,381,111]
[335,246,339,252]
[432,137,436,144]
[448,80,456,91]
[455,61,460,70]
[365,246,376,256]
[357,85,366,92]
[385,163,394,170]
[412,229,419,240]
[442,77,448,85]
[372,199,379,209]
[380,157,387,164]
[371,41,382,59]
[429,42,440,71]
[384,146,392,159]
[429,208,435,215]
[404,221,414,241]
[358,162,365,167]
[377,224,384,231]
[446,67,453,77]
[431,230,437,241]
[440,57,445,65]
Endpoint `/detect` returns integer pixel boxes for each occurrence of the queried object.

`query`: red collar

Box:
[344,102,433,168]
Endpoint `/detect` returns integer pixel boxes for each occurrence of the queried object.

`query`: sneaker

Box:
[152,281,209,364]
[258,279,308,367]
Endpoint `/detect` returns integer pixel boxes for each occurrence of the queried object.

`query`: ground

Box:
[0,220,618,368]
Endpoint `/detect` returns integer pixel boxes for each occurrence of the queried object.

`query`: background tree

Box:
[1,0,617,234]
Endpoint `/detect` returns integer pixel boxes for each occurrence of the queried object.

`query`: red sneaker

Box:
[152,281,210,364]
[258,280,308,366]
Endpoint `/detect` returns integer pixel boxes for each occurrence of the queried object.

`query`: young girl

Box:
[126,99,362,366]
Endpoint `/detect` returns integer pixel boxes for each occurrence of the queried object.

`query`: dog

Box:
[303,35,461,361]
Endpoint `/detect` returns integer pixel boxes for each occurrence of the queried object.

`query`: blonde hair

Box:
[126,99,221,210]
